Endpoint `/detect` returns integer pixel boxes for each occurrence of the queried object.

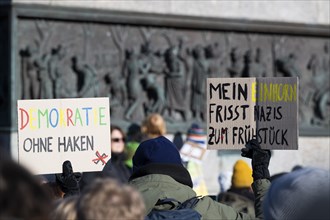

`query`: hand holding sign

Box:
[207,77,298,150]
[241,139,271,180]
[56,160,82,197]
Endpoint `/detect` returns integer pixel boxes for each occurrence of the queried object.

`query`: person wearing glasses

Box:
[102,125,132,183]
[79,125,131,190]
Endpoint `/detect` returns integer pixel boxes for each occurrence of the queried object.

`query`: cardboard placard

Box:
[207,77,298,150]
[180,140,208,163]
[17,97,111,174]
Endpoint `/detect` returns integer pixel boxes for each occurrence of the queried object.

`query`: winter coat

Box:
[102,152,132,183]
[129,164,270,220]
[79,153,131,190]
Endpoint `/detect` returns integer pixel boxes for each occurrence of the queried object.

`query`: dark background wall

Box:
[0,2,329,194]
[0,5,12,155]
[0,4,329,157]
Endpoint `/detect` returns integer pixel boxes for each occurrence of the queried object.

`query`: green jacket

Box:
[130,174,270,220]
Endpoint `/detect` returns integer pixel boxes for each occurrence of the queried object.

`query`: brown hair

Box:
[77,178,145,220]
[51,196,78,220]
[111,125,126,138]
[0,159,51,220]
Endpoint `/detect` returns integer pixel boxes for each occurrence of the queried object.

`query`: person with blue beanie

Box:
[130,136,193,188]
[129,136,271,219]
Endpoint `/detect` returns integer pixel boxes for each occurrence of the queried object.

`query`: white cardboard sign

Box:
[17,97,111,174]
[180,140,208,164]
[207,77,298,150]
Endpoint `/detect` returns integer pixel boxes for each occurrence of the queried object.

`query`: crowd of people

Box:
[0,113,329,219]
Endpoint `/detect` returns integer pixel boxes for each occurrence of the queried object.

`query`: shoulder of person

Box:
[194,195,253,220]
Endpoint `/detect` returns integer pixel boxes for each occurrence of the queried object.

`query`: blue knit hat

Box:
[132,136,183,173]
[263,167,330,220]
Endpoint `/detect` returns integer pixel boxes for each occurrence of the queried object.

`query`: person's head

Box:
[132,136,183,173]
[0,159,51,220]
[111,125,126,153]
[186,123,206,141]
[51,196,78,220]
[231,160,253,189]
[127,123,143,142]
[77,179,145,220]
[263,167,330,220]
[130,136,192,188]
[141,113,166,139]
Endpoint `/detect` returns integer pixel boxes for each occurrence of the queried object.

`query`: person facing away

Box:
[141,113,167,141]
[125,123,143,170]
[181,123,209,196]
[218,160,255,216]
[102,125,131,183]
[129,136,271,219]
[0,158,52,220]
[51,196,79,220]
[263,167,330,220]
[77,178,146,220]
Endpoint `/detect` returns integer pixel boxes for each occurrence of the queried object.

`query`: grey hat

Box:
[263,167,330,220]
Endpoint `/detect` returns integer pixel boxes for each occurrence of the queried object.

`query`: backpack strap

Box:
[155,198,181,210]
[177,196,201,210]
[155,196,202,210]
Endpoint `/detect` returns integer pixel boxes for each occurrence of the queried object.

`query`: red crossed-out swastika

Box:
[92,151,108,165]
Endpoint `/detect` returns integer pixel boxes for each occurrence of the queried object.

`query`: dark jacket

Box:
[129,164,270,220]
[79,153,131,190]
[79,171,102,191]
[102,152,131,183]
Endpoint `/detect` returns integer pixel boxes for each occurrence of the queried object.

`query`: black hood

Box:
[129,163,193,188]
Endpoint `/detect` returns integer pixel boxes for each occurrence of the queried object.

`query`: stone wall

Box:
[5,1,330,195]
[13,0,330,25]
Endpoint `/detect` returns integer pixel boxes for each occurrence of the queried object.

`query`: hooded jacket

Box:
[129,163,270,220]
[129,136,270,219]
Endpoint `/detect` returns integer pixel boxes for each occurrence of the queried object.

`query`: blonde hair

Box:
[77,179,145,220]
[141,113,166,138]
[51,196,78,220]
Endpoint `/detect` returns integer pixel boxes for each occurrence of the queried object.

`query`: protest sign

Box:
[17,97,111,174]
[180,140,208,163]
[207,77,298,150]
